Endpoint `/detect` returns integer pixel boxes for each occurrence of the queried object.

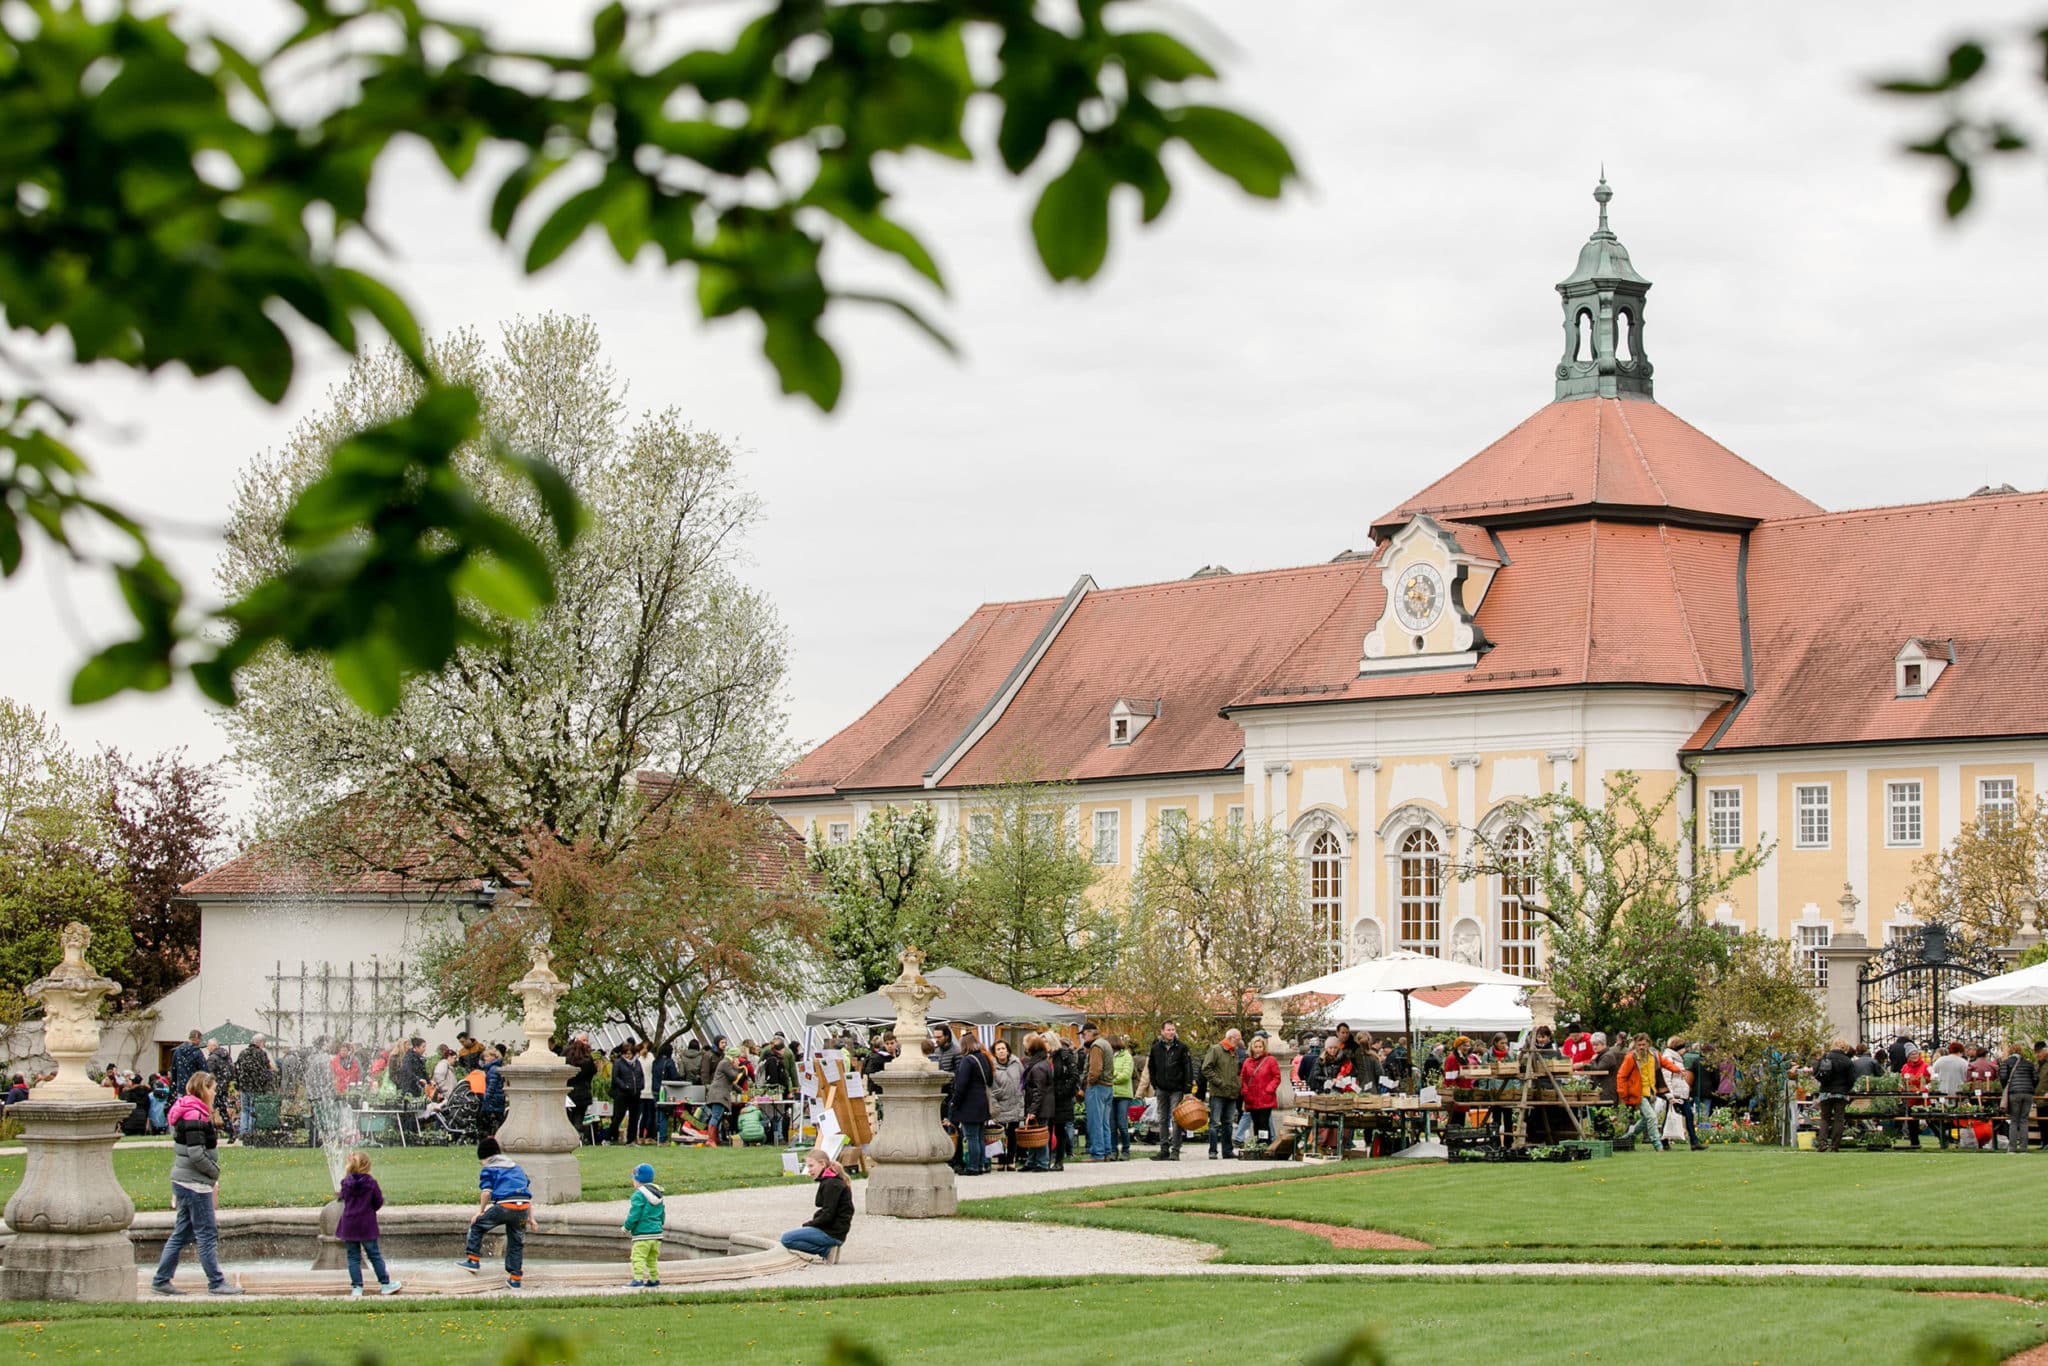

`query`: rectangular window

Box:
[825,821,850,847]
[1886,780,1923,847]
[1027,810,1055,843]
[1978,777,2018,827]
[1713,922,1743,941]
[1793,784,1831,849]
[1796,922,1831,989]
[1159,806,1189,851]
[1706,787,1743,850]
[1091,809,1119,865]
[967,812,994,858]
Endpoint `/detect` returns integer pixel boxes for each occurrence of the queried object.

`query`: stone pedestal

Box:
[863,1063,956,1218]
[496,1062,582,1204]
[0,1099,137,1302]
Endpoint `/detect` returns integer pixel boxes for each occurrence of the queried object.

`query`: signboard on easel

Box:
[798,1050,874,1172]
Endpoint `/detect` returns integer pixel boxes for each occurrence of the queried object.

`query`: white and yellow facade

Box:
[759,183,2048,989]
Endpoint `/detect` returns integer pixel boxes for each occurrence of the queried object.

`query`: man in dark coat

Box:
[232,1036,276,1140]
[170,1031,207,1093]
[1050,1032,1081,1171]
[1146,1022,1194,1161]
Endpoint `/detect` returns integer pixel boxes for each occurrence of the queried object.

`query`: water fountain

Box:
[862,946,956,1218]
[0,923,136,1301]
[494,943,581,1203]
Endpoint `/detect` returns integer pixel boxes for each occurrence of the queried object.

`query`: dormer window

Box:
[1108,697,1161,747]
[1895,638,1953,699]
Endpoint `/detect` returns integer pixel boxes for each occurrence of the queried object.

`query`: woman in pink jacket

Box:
[1239,1035,1282,1143]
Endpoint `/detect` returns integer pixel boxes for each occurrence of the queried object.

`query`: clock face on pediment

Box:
[1393,563,1445,632]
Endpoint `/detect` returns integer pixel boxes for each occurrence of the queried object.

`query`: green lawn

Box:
[0,1143,787,1212]
[1,1276,2043,1364]
[964,1149,2048,1266]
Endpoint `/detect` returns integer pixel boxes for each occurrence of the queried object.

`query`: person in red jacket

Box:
[1239,1035,1282,1143]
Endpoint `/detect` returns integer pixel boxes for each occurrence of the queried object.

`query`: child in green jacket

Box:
[624,1162,666,1287]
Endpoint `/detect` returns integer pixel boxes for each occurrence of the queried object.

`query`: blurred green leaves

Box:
[0,0,1294,711]
[1876,30,2046,219]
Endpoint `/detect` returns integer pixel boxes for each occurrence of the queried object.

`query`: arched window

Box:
[1615,309,1634,361]
[1574,309,1593,362]
[1397,828,1441,956]
[1496,826,1539,975]
[1308,830,1343,972]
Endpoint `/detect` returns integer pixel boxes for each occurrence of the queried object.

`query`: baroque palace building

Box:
[759,180,2048,991]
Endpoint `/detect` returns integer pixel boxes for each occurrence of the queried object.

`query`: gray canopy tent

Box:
[805,967,1086,1029]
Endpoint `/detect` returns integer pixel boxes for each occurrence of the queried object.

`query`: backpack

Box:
[1054,1046,1083,1098]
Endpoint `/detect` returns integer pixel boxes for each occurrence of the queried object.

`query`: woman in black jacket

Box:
[607,1042,642,1146]
[949,1029,993,1175]
[1020,1033,1057,1172]
[565,1038,597,1142]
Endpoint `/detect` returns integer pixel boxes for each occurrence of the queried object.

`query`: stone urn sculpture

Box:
[494,943,581,1203]
[863,946,956,1218]
[0,923,137,1301]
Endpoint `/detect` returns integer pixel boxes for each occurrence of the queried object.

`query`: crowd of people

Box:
[1807,1034,2044,1153]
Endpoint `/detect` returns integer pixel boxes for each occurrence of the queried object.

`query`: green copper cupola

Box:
[1555,175,1654,401]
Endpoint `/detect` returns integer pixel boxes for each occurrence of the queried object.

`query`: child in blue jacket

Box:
[623,1161,667,1287]
[459,1137,540,1289]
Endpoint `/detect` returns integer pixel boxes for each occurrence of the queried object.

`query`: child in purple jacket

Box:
[336,1151,402,1298]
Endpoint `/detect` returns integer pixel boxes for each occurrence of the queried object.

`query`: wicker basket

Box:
[1172,1097,1210,1133]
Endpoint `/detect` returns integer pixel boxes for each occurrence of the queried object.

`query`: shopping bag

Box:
[1661,1103,1687,1143]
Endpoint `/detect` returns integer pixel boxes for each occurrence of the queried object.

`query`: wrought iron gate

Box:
[1855,925,2006,1050]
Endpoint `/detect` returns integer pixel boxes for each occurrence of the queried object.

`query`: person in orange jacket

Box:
[1616,1032,1679,1151]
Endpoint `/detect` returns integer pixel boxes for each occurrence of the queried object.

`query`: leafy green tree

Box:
[1460,771,1772,1041]
[1685,935,1828,1128]
[1908,795,2048,940]
[1130,817,1318,1038]
[951,777,1106,989]
[418,793,821,1050]
[809,804,957,995]
[219,315,788,882]
[0,699,131,994]
[1,0,1295,711]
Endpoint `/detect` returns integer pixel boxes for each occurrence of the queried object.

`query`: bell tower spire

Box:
[1555,174,1653,401]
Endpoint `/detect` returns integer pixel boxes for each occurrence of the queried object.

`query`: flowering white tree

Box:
[218,315,789,878]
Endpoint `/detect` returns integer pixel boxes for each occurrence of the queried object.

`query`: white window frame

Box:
[1158,806,1189,851]
[1885,780,1923,848]
[1793,784,1831,850]
[1091,809,1119,865]
[1978,776,2018,827]
[1110,716,1130,745]
[1307,830,1343,972]
[1795,922,1831,988]
[1226,804,1245,840]
[1396,827,1443,956]
[967,812,994,859]
[1706,786,1743,850]
[825,821,851,847]
[1495,825,1540,976]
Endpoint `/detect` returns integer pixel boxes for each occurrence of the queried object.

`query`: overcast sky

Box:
[7,2,2046,810]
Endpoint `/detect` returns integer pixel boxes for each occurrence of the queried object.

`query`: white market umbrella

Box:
[1324,983,1534,1035]
[1268,952,1541,1160]
[1949,960,2048,1007]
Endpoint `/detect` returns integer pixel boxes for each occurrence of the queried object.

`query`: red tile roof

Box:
[1233,521,1744,709]
[1372,398,1821,536]
[1687,490,2048,752]
[757,597,1062,798]
[942,564,1365,787]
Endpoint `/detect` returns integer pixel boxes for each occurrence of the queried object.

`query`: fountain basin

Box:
[2,1206,799,1297]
